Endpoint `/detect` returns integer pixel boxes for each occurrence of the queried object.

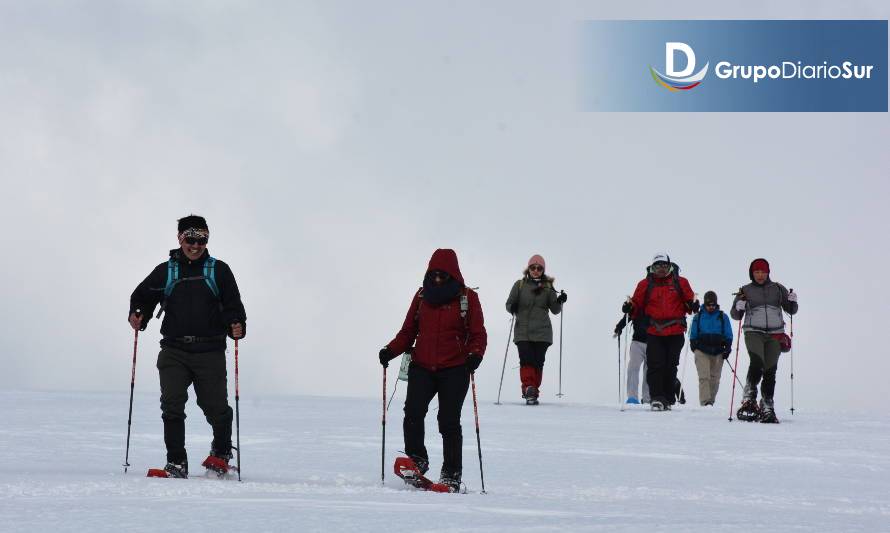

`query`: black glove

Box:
[379,347,395,368]
[557,291,567,304]
[509,303,518,315]
[466,353,483,373]
[613,325,622,337]
[689,300,700,313]
[722,348,731,360]
[621,301,633,314]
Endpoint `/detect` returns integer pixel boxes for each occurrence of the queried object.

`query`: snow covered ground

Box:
[2,388,888,532]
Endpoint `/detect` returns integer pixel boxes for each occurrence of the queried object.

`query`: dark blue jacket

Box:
[689,306,733,356]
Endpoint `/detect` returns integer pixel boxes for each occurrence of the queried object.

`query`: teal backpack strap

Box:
[164,259,179,298]
[203,256,220,298]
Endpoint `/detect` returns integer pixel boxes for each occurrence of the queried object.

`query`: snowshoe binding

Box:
[650,399,665,411]
[202,449,236,478]
[394,456,451,493]
[438,472,463,494]
[147,460,188,479]
[759,398,780,424]
[736,399,762,422]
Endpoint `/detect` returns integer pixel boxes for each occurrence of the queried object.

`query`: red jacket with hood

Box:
[387,249,487,371]
[630,274,695,336]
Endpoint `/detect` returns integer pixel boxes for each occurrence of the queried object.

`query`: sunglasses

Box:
[428,270,450,280]
[653,262,670,268]
[705,303,717,307]
[529,265,544,272]
[184,237,208,246]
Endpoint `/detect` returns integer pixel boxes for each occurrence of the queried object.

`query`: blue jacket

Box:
[690,306,733,356]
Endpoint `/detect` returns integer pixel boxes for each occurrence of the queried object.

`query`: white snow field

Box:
[1,389,888,532]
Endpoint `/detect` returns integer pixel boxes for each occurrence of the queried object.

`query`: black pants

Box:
[516,341,549,369]
[645,334,685,405]
[403,364,470,478]
[157,347,233,463]
[744,332,781,400]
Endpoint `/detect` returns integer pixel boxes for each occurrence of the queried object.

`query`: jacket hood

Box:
[427,249,465,286]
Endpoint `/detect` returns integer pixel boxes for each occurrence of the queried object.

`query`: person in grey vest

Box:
[730,258,797,423]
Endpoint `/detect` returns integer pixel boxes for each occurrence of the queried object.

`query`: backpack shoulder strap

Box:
[164,258,179,298]
[413,288,424,323]
[642,274,654,312]
[203,256,220,298]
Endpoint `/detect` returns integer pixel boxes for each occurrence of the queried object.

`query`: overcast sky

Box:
[1,1,887,410]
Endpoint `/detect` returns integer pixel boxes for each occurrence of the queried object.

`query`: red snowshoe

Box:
[393,457,453,493]
[202,451,238,478]
[147,461,188,479]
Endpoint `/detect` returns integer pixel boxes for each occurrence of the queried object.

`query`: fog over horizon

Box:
[2,1,888,410]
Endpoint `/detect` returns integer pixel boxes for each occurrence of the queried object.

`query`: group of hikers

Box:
[127,215,798,492]
[615,254,798,423]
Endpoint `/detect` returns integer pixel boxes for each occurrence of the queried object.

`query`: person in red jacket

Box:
[379,249,487,491]
[622,253,698,411]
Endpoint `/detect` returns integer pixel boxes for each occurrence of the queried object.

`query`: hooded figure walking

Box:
[379,249,487,491]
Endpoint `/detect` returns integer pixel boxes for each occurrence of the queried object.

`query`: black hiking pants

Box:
[157,347,233,463]
[403,363,470,479]
[645,334,685,405]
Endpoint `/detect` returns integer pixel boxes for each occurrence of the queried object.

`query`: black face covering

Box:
[423,277,462,305]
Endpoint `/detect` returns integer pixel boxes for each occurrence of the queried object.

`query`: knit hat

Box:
[703,291,718,305]
[528,254,546,270]
[751,258,770,273]
[178,214,208,233]
[749,258,771,282]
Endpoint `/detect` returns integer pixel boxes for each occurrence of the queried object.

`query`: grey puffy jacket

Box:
[730,281,797,333]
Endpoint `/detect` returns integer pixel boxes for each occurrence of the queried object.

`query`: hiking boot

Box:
[410,456,429,476]
[626,396,640,405]
[438,471,462,493]
[759,398,779,424]
[164,460,188,479]
[651,400,665,411]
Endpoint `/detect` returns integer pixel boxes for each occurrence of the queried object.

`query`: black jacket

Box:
[129,249,247,353]
[614,315,650,344]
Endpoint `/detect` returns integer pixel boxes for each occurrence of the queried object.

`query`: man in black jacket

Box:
[129,215,246,478]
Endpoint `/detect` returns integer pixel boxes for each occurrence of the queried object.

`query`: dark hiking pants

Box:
[403,364,470,478]
[646,333,685,405]
[744,331,781,400]
[157,347,233,463]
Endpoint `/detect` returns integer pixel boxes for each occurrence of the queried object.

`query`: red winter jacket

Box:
[387,249,487,371]
[630,274,695,336]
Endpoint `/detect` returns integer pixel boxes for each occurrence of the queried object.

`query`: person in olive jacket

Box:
[505,254,566,404]
[379,249,487,491]
[128,215,246,478]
